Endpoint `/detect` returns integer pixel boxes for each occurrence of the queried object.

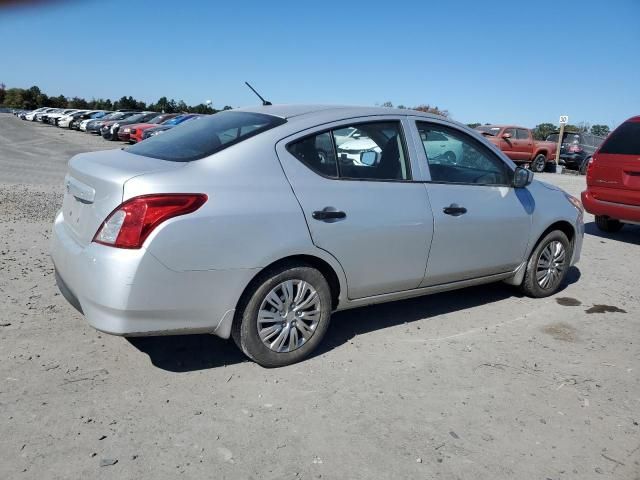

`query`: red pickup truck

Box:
[475,125,557,172]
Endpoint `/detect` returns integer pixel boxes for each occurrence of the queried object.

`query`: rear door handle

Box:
[312,209,346,221]
[443,204,467,216]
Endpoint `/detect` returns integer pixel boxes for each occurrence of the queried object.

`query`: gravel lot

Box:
[1,113,639,479]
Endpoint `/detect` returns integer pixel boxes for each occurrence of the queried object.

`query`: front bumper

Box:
[582,190,640,223]
[51,212,258,338]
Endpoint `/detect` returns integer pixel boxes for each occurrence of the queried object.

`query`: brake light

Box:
[586,155,596,176]
[93,194,207,249]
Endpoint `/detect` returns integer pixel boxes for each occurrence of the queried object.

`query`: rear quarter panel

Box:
[123,135,345,278]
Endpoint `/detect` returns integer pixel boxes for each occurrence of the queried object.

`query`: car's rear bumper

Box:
[581,190,640,222]
[51,212,258,338]
[559,153,586,167]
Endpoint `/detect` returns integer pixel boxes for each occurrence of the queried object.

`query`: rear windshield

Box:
[599,121,640,156]
[126,111,286,162]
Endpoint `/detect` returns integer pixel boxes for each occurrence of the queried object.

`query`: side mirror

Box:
[502,132,512,139]
[513,166,534,188]
[360,150,378,166]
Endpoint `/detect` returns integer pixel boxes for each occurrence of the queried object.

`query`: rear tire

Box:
[531,154,547,173]
[579,156,590,175]
[595,215,623,232]
[521,230,571,298]
[232,263,332,367]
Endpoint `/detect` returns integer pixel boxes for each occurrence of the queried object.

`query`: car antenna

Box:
[245,81,272,106]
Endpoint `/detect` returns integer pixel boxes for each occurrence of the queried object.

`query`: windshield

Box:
[123,114,145,123]
[126,111,286,162]
[475,126,502,136]
[148,115,166,124]
[547,132,581,144]
[164,115,188,125]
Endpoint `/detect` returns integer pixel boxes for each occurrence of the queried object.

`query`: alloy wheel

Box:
[536,240,566,289]
[257,280,321,353]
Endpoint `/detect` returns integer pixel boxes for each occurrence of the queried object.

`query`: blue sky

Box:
[1,0,638,127]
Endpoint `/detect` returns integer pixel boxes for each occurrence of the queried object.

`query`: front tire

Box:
[595,215,623,232]
[232,263,332,367]
[521,230,571,298]
[531,154,547,173]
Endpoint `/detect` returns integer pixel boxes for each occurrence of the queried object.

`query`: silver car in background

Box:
[51,105,584,367]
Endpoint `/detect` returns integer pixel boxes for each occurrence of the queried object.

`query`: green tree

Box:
[0,83,6,105]
[176,100,189,112]
[222,105,233,111]
[466,123,481,129]
[3,88,25,108]
[532,123,556,140]
[381,101,394,108]
[413,104,449,118]
[114,95,140,110]
[68,97,89,109]
[591,124,610,137]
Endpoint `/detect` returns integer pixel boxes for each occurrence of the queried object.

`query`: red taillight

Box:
[586,155,596,176]
[93,194,207,249]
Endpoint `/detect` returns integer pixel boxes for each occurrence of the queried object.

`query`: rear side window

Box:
[126,112,286,162]
[599,122,640,155]
[516,129,529,140]
[288,121,411,181]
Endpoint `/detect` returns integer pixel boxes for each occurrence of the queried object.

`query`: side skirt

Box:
[337,270,519,311]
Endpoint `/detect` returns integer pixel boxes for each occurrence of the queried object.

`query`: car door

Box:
[410,120,532,286]
[499,127,519,160]
[516,128,534,160]
[276,118,434,299]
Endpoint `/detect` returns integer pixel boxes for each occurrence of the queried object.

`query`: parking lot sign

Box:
[554,115,569,166]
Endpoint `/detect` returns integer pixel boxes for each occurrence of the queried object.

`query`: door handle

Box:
[312,209,346,221]
[443,204,467,216]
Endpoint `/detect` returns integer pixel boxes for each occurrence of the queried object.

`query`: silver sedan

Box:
[51,105,584,367]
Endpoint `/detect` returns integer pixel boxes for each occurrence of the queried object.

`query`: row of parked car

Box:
[15,107,203,143]
[475,124,605,174]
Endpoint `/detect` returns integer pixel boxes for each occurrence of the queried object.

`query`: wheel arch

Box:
[235,254,343,316]
[530,220,576,258]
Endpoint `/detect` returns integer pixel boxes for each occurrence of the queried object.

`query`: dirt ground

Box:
[1,113,638,480]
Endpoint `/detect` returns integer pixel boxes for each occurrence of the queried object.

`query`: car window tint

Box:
[288,121,410,181]
[516,129,530,140]
[126,111,286,162]
[504,128,516,138]
[288,132,338,177]
[334,122,410,181]
[417,122,511,186]
[599,121,640,155]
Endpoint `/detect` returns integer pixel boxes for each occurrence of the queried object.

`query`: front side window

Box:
[504,128,516,138]
[288,121,410,181]
[417,122,512,186]
[126,111,286,162]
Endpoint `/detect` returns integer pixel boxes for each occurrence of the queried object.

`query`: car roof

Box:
[234,104,448,121]
[480,124,527,130]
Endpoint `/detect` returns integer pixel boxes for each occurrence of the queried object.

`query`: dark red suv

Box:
[582,116,640,232]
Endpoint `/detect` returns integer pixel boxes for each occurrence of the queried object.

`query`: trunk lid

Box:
[61,149,186,245]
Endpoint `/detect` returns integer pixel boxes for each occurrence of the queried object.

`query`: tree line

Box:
[1,86,613,138]
[0,83,232,114]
